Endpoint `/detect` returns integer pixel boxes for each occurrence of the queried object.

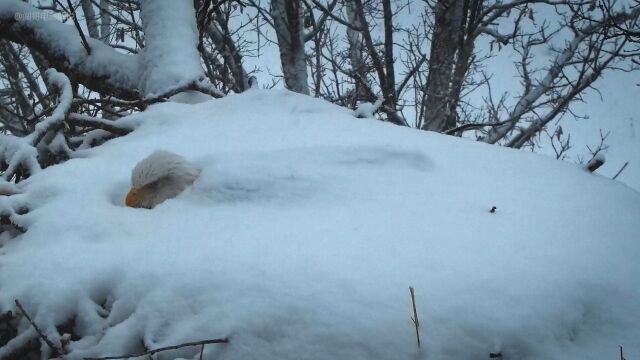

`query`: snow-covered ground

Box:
[1,90,639,359]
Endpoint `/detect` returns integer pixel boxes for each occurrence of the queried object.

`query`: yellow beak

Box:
[125,188,138,207]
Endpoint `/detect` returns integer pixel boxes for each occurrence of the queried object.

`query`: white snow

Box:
[138,0,204,98]
[353,97,383,119]
[0,90,639,359]
[0,134,40,179]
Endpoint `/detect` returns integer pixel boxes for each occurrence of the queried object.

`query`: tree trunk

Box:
[421,0,475,133]
[344,1,369,105]
[271,0,309,95]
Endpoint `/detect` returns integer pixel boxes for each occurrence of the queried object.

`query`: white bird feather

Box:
[127,150,199,208]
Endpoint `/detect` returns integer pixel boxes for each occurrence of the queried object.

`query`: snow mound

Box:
[1,90,639,359]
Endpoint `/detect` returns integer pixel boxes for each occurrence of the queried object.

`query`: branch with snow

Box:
[0,133,40,182]
[67,113,133,136]
[479,5,640,145]
[14,300,66,357]
[138,0,207,97]
[27,69,73,146]
[353,97,383,119]
[0,69,73,182]
[0,0,223,101]
[0,1,141,100]
[0,192,28,235]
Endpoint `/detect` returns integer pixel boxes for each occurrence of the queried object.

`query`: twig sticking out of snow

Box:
[409,286,421,349]
[612,161,629,180]
[586,154,606,173]
[14,299,66,357]
[83,337,230,360]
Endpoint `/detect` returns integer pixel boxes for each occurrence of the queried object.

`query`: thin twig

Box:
[14,299,65,356]
[83,337,229,360]
[612,161,629,180]
[409,286,421,349]
[57,0,92,55]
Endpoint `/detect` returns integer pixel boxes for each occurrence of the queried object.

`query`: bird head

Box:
[125,151,199,209]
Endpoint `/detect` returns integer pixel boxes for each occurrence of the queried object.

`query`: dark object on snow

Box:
[490,206,497,213]
[586,156,605,173]
[489,352,503,358]
[0,311,17,347]
[409,287,420,349]
[248,76,258,89]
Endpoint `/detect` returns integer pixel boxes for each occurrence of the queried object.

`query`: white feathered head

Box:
[125,151,199,209]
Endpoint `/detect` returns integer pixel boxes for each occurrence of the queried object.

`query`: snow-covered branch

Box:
[27,69,72,146]
[479,5,640,144]
[0,69,73,182]
[67,113,133,136]
[0,1,142,100]
[138,0,206,98]
[353,97,383,118]
[0,133,40,182]
[1,0,218,100]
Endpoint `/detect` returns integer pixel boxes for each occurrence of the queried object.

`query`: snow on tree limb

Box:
[138,0,205,98]
[0,180,19,196]
[0,0,215,100]
[27,69,73,147]
[0,134,40,181]
[67,113,133,136]
[0,69,73,182]
[353,97,383,119]
[270,0,310,95]
[0,1,142,100]
[479,5,640,145]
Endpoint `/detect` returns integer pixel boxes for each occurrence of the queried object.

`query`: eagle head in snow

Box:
[125,151,199,209]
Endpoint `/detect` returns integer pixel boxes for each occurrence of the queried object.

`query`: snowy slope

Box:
[0,90,639,360]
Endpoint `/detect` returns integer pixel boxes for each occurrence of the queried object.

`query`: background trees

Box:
[0,0,638,185]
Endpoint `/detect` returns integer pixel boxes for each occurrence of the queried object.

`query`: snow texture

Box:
[0,90,639,360]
